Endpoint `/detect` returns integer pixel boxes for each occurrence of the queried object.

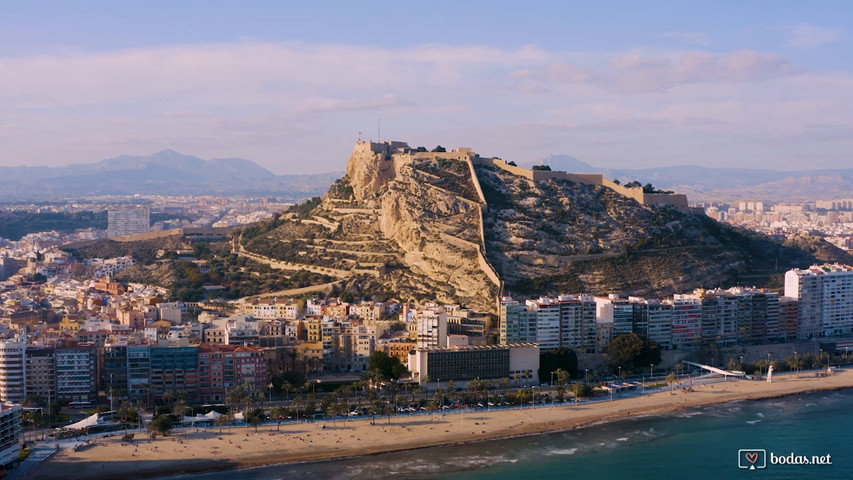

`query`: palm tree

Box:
[666,373,677,394]
[172,399,187,418]
[270,406,286,431]
[215,413,234,434]
[500,377,511,397]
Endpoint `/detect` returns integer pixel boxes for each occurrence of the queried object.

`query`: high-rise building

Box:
[499,297,536,344]
[24,348,56,406]
[149,346,198,401]
[415,311,447,348]
[786,264,853,338]
[0,342,26,405]
[528,299,560,350]
[107,206,150,237]
[557,295,597,353]
[646,301,673,350]
[670,296,702,350]
[55,343,97,402]
[0,404,21,468]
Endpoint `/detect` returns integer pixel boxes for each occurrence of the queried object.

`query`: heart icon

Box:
[745,452,758,464]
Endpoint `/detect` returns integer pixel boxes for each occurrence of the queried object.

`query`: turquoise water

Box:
[171,389,851,480]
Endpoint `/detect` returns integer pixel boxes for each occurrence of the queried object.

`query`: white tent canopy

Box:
[63,412,102,430]
[182,410,224,423]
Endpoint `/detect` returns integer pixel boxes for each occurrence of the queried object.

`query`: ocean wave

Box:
[547,448,578,456]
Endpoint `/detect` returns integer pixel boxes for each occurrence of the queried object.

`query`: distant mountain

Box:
[528,155,853,202]
[0,150,342,201]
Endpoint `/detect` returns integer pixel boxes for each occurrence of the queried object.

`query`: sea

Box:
[169,389,851,480]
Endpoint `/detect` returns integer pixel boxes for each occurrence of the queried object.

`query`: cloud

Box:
[659,31,711,47]
[0,41,851,173]
[512,50,804,93]
[788,25,844,47]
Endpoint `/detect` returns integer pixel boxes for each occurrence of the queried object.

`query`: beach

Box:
[32,370,853,480]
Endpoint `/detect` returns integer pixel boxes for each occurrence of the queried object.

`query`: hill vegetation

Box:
[0,211,107,240]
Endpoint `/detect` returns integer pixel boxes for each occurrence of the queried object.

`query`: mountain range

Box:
[0,150,342,201]
[2,148,848,203]
[530,155,853,202]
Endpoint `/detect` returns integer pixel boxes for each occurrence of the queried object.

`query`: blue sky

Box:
[1,1,852,174]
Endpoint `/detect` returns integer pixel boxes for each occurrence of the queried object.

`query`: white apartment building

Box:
[786,264,853,338]
[107,206,150,237]
[527,299,560,350]
[0,342,25,405]
[415,310,448,348]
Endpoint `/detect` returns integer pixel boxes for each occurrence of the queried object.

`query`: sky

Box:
[1,1,852,175]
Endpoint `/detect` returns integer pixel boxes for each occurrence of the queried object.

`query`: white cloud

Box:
[512,50,803,93]
[788,25,844,47]
[0,41,852,173]
[659,31,712,47]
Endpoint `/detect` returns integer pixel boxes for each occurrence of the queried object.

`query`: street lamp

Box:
[618,366,622,381]
[268,382,273,405]
[766,353,771,377]
[650,364,654,380]
[584,369,589,384]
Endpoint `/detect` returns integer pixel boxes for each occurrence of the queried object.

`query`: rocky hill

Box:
[240,141,853,311]
[240,142,499,311]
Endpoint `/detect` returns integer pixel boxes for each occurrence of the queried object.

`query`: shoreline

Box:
[32,371,853,480]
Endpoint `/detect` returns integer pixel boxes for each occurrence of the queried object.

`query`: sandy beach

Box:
[32,370,853,479]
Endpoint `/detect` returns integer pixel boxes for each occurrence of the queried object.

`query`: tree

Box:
[571,382,592,399]
[666,373,677,394]
[215,413,234,434]
[431,145,446,153]
[366,351,408,381]
[539,348,578,381]
[531,165,551,171]
[607,333,661,373]
[269,406,286,431]
[147,415,172,438]
[246,408,265,432]
[416,146,428,152]
[172,399,187,418]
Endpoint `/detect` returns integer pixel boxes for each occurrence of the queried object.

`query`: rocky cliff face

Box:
[475,163,852,297]
[242,141,852,312]
[244,141,498,311]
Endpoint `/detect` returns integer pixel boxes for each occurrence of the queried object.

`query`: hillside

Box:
[87,141,852,311]
[239,142,499,311]
[476,162,852,297]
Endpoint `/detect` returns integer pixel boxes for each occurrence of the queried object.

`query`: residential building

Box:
[149,346,198,401]
[415,310,447,349]
[499,297,536,345]
[25,348,56,405]
[0,404,21,468]
[786,264,853,338]
[55,343,97,403]
[670,296,702,350]
[0,342,25,404]
[107,206,150,237]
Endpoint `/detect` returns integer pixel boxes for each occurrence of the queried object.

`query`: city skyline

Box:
[2,1,853,174]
